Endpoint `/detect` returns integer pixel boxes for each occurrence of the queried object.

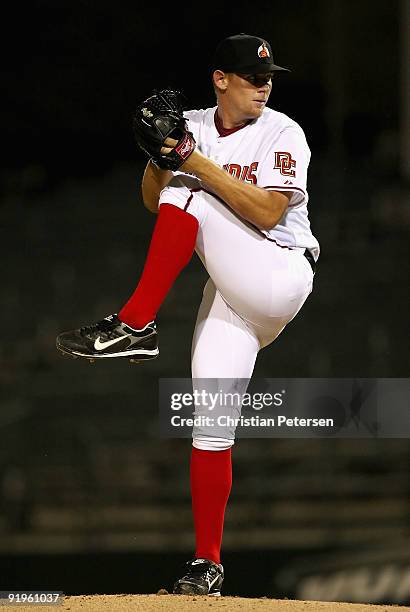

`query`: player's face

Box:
[226,72,273,120]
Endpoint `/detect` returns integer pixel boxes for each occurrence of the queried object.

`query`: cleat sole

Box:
[173,582,220,596]
[56,344,159,362]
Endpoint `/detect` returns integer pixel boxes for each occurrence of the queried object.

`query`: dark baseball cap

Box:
[212,33,290,74]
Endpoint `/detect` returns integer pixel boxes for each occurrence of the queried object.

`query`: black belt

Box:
[303,249,316,274]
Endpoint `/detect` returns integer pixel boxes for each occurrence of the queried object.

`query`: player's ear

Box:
[213,70,228,93]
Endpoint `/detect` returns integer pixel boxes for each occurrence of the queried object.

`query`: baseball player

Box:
[56,33,319,596]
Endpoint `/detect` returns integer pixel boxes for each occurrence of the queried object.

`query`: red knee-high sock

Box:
[119,204,199,329]
[190,447,232,565]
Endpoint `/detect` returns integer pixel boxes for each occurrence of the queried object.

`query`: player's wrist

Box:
[149,159,170,174]
[179,149,209,174]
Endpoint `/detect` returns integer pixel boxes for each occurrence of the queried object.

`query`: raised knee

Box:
[192,436,235,451]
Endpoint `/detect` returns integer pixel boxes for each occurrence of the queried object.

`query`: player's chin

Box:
[251,101,266,116]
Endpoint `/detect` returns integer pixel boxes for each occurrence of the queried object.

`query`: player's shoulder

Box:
[261,107,308,140]
[183,106,217,125]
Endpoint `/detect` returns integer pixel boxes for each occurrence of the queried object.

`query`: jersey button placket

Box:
[214,138,223,164]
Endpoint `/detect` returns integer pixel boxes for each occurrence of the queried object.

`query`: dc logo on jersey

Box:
[258,43,270,58]
[274,152,296,177]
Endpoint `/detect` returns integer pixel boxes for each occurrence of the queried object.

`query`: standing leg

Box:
[174,280,260,596]
[190,279,260,553]
[190,447,232,564]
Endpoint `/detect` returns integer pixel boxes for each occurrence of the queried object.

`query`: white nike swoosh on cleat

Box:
[208,575,220,588]
[94,335,128,351]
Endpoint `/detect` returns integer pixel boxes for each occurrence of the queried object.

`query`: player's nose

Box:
[257,86,270,97]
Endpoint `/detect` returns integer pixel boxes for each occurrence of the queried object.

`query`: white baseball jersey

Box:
[177,106,320,261]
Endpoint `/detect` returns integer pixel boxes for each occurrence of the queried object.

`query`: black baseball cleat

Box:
[173,558,224,596]
[56,314,159,362]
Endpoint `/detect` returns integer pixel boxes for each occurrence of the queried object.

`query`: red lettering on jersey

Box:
[274,152,296,177]
[240,165,249,181]
[246,161,258,184]
[223,162,258,184]
[228,163,241,179]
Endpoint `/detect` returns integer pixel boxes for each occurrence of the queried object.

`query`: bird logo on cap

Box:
[257,42,270,58]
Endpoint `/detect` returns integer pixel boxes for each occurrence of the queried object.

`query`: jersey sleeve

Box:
[258,126,311,208]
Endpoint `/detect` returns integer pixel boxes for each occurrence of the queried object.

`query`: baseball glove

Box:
[132,89,196,171]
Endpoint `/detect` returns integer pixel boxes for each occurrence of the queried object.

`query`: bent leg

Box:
[119,176,209,329]
[119,204,199,329]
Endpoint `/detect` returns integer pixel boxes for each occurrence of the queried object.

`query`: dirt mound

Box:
[3,594,408,611]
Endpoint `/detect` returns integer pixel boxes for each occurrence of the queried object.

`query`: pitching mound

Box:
[3,594,408,611]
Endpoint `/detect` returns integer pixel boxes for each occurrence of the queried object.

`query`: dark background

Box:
[1,0,409,605]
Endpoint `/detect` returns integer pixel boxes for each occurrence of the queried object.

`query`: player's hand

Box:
[132,89,195,170]
[160,137,179,155]
[160,137,202,173]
